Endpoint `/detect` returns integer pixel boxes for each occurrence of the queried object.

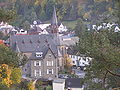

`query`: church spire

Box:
[51,6,58,26]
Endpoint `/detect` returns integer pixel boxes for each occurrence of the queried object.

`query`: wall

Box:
[53,82,65,90]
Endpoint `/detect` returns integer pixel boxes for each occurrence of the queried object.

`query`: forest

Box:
[0,0,117,29]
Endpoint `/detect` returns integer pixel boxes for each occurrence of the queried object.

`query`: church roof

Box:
[51,6,58,26]
[29,45,57,59]
[10,35,58,57]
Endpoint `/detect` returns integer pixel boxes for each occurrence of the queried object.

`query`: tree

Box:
[64,55,72,72]
[0,64,12,87]
[45,0,55,20]
[0,44,27,67]
[27,81,35,90]
[22,20,30,30]
[74,19,87,36]
[0,64,22,88]
[11,68,22,84]
[77,27,120,89]
[0,9,16,22]
[0,32,4,39]
[0,45,19,67]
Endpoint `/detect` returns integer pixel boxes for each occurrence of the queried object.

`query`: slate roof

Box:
[59,36,79,46]
[28,26,42,34]
[65,78,83,88]
[10,35,58,57]
[67,46,79,55]
[29,45,57,59]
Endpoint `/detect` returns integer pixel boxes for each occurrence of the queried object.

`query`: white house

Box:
[69,54,92,68]
[114,26,120,32]
[31,23,51,31]
[89,22,119,32]
[53,79,65,90]
[0,22,14,35]
[58,23,68,33]
[16,29,27,35]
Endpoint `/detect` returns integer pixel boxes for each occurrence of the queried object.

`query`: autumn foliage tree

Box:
[0,64,12,87]
[0,64,22,88]
[64,54,72,72]
[27,81,35,90]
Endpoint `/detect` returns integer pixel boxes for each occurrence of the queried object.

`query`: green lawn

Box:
[63,20,78,30]
[45,20,78,30]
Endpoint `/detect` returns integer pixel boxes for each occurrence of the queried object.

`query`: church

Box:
[9,6,66,80]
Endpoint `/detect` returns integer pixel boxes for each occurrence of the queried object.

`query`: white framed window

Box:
[34,61,36,66]
[39,69,41,76]
[47,69,54,74]
[34,69,41,76]
[47,61,53,66]
[34,61,41,66]
[36,52,43,57]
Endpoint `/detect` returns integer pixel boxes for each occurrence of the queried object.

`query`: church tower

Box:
[51,6,58,34]
[50,6,65,70]
[51,6,58,27]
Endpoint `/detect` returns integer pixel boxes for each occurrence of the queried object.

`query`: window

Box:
[47,69,53,74]
[34,61,41,66]
[22,40,24,44]
[36,52,43,57]
[47,61,53,66]
[73,55,75,58]
[49,54,52,58]
[30,40,32,43]
[25,69,27,71]
[83,57,86,60]
[73,61,75,63]
[34,69,41,76]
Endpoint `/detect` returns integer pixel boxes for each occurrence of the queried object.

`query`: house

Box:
[30,7,68,35]
[53,79,65,90]
[9,34,59,80]
[88,22,119,32]
[29,45,58,80]
[0,22,14,35]
[58,23,68,33]
[16,29,27,35]
[114,26,120,32]
[65,78,84,90]
[67,47,92,69]
[8,6,67,79]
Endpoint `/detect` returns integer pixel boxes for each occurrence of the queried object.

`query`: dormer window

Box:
[36,52,43,57]
[30,40,32,43]
[22,40,24,44]
[37,40,40,43]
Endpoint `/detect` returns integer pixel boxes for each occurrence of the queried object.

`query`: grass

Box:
[63,20,78,30]
[45,20,78,30]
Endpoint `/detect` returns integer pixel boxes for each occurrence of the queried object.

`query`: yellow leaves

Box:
[2,77,12,87]
[11,68,22,84]
[64,54,72,68]
[34,0,47,7]
[108,7,112,11]
[27,81,35,90]
[0,64,12,87]
[0,64,21,87]
[34,0,39,5]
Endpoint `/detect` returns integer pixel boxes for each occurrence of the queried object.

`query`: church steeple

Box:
[51,6,58,26]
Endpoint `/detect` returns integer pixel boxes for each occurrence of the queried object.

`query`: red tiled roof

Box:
[0,40,4,45]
